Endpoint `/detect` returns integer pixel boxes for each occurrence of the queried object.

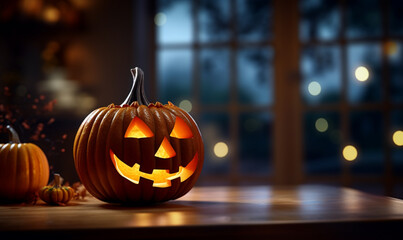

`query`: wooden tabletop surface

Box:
[1,185,403,239]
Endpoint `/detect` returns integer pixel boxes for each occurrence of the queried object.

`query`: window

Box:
[151,0,403,196]
[156,0,274,184]
[301,0,403,196]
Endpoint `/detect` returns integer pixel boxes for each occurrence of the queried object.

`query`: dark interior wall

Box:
[0,0,137,183]
[62,0,136,181]
[75,0,135,107]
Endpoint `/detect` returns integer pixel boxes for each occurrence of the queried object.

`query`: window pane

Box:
[349,111,383,174]
[157,49,192,105]
[198,0,231,42]
[392,110,403,175]
[239,112,272,175]
[237,0,272,42]
[200,48,230,104]
[299,0,340,41]
[157,0,193,44]
[304,112,341,175]
[346,0,382,38]
[200,113,230,174]
[301,46,341,105]
[237,47,274,105]
[389,0,403,36]
[389,41,403,103]
[347,44,382,104]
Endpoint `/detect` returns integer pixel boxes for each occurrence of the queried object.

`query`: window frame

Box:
[301,0,403,196]
[142,0,403,195]
[152,0,279,185]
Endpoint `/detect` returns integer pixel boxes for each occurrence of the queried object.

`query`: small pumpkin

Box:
[0,125,49,203]
[73,67,204,204]
[39,173,75,205]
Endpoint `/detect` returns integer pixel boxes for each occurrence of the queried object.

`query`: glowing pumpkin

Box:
[0,125,49,203]
[73,68,203,204]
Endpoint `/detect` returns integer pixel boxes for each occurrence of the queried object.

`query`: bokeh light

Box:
[315,118,328,132]
[308,81,321,96]
[393,130,403,146]
[179,99,192,112]
[154,13,167,26]
[343,145,358,161]
[385,41,398,57]
[42,7,60,23]
[354,66,369,82]
[214,142,229,158]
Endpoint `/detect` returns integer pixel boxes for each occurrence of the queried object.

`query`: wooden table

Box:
[1,185,403,240]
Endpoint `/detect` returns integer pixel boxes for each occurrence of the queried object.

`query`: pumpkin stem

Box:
[53,174,62,188]
[6,125,21,143]
[120,67,150,106]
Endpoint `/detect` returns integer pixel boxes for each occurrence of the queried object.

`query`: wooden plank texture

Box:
[1,185,403,239]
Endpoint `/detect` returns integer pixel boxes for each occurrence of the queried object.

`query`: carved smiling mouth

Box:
[110,150,198,188]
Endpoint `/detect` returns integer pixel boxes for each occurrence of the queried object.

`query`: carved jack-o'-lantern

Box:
[73,68,203,204]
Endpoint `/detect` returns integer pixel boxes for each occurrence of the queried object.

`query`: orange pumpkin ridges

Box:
[39,173,75,205]
[73,67,204,204]
[0,126,49,203]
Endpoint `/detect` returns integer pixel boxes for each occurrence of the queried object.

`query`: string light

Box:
[393,130,403,146]
[179,100,192,112]
[385,41,398,57]
[154,13,167,26]
[343,145,358,161]
[308,81,321,96]
[354,66,369,82]
[214,142,228,158]
[315,118,328,132]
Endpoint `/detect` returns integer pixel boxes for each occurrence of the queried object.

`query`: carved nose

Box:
[154,137,176,159]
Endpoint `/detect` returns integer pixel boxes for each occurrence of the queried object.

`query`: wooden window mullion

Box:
[272,0,303,185]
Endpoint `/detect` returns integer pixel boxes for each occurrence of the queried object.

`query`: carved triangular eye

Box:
[170,117,193,139]
[125,117,154,138]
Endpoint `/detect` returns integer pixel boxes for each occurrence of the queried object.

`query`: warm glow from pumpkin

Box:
[343,145,358,161]
[393,130,403,146]
[155,137,176,159]
[110,150,198,188]
[170,117,193,139]
[125,117,154,138]
[111,116,198,188]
